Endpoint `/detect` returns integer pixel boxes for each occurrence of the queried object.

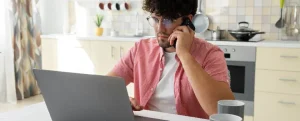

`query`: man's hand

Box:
[129,97,143,111]
[168,26,195,57]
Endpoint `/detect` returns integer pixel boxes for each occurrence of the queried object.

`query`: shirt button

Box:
[160,68,163,71]
[151,88,154,91]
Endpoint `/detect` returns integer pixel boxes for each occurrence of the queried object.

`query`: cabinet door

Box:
[117,41,135,97]
[41,39,58,70]
[254,92,300,121]
[255,70,300,94]
[0,53,4,99]
[56,40,93,74]
[118,41,135,59]
[256,47,300,71]
[90,41,118,75]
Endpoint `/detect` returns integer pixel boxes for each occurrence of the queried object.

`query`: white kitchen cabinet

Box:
[56,39,93,74]
[42,38,135,75]
[244,116,253,121]
[90,41,135,97]
[90,41,117,75]
[255,70,300,95]
[42,38,94,74]
[254,92,300,121]
[42,38,136,96]
[42,39,58,70]
[254,47,300,121]
[90,41,135,75]
[256,47,300,71]
[0,52,4,101]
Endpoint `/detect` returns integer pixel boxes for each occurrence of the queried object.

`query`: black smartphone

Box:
[172,17,196,48]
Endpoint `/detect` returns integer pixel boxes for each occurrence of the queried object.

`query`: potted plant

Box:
[94,14,104,36]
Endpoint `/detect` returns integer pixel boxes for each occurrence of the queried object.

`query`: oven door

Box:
[227,61,255,116]
[227,61,255,102]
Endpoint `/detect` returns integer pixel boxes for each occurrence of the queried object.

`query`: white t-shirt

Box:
[148,52,178,114]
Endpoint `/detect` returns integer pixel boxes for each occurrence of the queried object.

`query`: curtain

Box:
[11,0,42,100]
[0,0,17,103]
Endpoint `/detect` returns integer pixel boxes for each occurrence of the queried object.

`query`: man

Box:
[107,0,234,119]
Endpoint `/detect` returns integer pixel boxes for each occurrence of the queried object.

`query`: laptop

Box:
[33,69,165,121]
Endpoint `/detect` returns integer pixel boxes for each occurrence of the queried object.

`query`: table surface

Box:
[0,102,208,121]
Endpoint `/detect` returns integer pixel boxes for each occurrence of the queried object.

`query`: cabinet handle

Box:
[120,46,124,58]
[279,79,297,82]
[278,101,296,105]
[280,55,299,59]
[111,46,115,58]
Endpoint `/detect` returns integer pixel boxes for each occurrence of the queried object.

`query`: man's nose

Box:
[157,21,167,32]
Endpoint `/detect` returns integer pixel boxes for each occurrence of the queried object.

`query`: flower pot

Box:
[95,27,103,36]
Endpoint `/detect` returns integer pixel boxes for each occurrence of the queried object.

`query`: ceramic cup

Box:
[119,2,129,10]
[112,2,120,11]
[210,114,242,121]
[104,2,112,10]
[99,2,105,10]
[218,100,245,120]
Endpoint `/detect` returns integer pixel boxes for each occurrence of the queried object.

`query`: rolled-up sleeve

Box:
[112,42,138,85]
[203,46,230,85]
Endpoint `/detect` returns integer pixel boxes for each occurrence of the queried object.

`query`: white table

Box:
[0,102,208,121]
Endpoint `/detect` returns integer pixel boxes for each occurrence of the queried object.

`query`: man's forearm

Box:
[178,52,235,116]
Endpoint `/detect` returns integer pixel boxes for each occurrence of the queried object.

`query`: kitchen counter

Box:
[41,34,300,48]
[207,40,300,48]
[41,34,154,42]
[0,102,208,121]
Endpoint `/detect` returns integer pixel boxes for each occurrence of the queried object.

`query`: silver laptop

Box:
[33,69,166,121]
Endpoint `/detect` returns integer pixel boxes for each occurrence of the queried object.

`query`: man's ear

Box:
[188,14,193,21]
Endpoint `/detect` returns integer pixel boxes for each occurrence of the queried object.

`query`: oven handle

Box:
[279,78,297,82]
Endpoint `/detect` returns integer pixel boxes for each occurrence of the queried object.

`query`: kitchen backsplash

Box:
[204,0,300,40]
[69,0,300,40]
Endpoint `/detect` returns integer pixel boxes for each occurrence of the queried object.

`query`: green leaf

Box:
[94,14,104,27]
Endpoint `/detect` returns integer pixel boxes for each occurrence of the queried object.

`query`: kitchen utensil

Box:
[110,30,119,36]
[228,21,265,41]
[99,2,105,10]
[218,100,245,120]
[119,0,129,10]
[275,0,285,28]
[112,1,120,11]
[104,1,112,11]
[107,0,112,10]
[208,26,227,40]
[285,4,300,36]
[192,0,209,33]
[210,114,242,121]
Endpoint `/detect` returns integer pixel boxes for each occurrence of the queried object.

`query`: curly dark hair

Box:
[142,0,198,20]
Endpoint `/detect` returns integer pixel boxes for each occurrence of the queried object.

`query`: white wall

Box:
[40,0,205,38]
[38,0,68,34]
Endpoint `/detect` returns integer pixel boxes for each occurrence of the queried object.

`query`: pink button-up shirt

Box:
[112,37,229,119]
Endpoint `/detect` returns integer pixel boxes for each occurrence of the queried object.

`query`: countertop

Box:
[41,34,300,48]
[0,102,208,121]
[41,34,152,42]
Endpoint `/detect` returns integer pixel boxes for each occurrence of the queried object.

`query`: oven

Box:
[218,45,256,116]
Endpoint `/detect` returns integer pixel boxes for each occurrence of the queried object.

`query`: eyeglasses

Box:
[146,16,178,28]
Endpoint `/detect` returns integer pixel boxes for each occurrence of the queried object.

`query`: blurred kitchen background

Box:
[38,0,300,40]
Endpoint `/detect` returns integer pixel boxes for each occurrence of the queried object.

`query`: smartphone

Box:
[172,17,196,48]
